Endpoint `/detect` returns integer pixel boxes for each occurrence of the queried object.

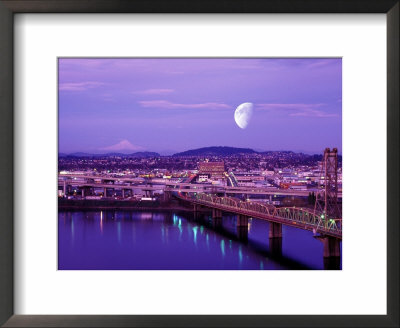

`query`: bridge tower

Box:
[314,148,341,228]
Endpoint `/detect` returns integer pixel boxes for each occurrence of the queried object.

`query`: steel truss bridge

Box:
[176,192,342,239]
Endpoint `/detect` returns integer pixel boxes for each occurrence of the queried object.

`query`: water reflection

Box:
[100,211,103,234]
[220,240,225,257]
[269,238,283,257]
[117,222,121,244]
[58,210,340,270]
[192,226,198,245]
[237,226,248,242]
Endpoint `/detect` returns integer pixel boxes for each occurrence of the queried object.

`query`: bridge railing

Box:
[178,192,341,237]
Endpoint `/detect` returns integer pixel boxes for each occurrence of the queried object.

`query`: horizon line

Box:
[58,147,342,156]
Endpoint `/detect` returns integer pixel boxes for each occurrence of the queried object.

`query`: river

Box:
[58,210,341,270]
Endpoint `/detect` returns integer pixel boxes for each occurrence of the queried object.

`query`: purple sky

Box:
[58,58,342,155]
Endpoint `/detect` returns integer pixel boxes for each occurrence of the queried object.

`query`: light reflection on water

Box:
[192,226,198,245]
[58,210,338,270]
[220,240,225,257]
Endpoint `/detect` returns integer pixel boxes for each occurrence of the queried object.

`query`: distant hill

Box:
[173,146,257,157]
[61,152,94,157]
[58,148,341,160]
[260,150,295,155]
[128,152,160,158]
[59,151,160,158]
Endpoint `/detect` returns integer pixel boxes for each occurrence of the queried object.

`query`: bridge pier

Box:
[103,188,107,197]
[313,235,341,269]
[323,256,341,270]
[211,208,223,229]
[212,208,222,219]
[237,226,248,242]
[317,236,341,258]
[237,214,248,227]
[122,189,125,198]
[268,223,282,256]
[80,186,93,198]
[269,222,282,238]
[163,191,171,202]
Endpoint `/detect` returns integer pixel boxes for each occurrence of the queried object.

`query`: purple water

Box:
[58,210,341,270]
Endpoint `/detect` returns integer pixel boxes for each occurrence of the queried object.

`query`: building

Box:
[198,161,225,178]
[198,174,210,183]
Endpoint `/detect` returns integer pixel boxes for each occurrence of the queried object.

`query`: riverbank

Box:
[58,198,206,212]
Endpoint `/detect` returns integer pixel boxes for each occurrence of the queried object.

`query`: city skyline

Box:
[59,58,342,155]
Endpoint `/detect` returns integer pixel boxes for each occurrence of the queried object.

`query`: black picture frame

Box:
[0,1,398,327]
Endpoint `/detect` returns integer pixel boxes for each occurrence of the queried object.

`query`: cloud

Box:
[289,109,337,117]
[307,59,340,69]
[138,100,231,110]
[101,93,115,102]
[132,89,174,95]
[256,103,323,110]
[256,103,337,118]
[59,81,105,91]
[100,140,144,152]
[269,58,340,70]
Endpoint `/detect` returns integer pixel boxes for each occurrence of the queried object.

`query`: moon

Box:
[234,102,253,129]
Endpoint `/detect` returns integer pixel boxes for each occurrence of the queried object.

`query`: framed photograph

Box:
[57,57,343,271]
[0,1,398,327]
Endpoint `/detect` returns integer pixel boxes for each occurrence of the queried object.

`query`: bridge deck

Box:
[59,179,342,197]
[176,194,342,239]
